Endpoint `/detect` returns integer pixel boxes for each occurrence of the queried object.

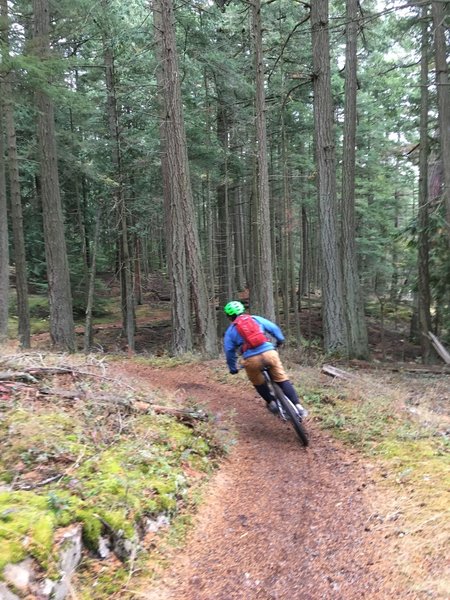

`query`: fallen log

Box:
[0,371,39,383]
[1,364,139,392]
[150,404,208,423]
[388,364,450,374]
[428,332,450,365]
[37,387,84,400]
[321,364,356,380]
[92,396,206,423]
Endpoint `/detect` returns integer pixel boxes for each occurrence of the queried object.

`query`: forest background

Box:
[0,0,449,363]
[0,1,450,598]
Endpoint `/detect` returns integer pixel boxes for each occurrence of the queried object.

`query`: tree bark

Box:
[251,0,275,320]
[341,0,369,359]
[32,0,75,351]
[0,100,8,343]
[84,207,101,353]
[280,113,292,336]
[431,1,450,240]
[311,0,348,354]
[153,1,192,355]
[101,0,136,353]
[1,0,30,348]
[69,103,89,287]
[216,75,233,334]
[152,0,217,355]
[418,7,433,363]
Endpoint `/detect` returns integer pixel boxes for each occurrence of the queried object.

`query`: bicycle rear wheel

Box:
[273,382,309,447]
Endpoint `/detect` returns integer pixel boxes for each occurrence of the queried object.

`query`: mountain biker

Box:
[223,301,307,417]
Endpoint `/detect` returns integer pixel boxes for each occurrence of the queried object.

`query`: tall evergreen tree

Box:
[0,101,8,343]
[341,0,369,359]
[1,0,30,348]
[251,0,275,320]
[152,0,217,355]
[431,1,450,241]
[32,0,75,351]
[215,69,234,334]
[311,0,347,354]
[417,5,433,363]
[152,0,192,355]
[100,0,136,352]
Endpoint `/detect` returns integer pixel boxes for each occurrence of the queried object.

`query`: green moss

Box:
[166,422,194,446]
[76,510,103,552]
[100,510,134,539]
[148,478,176,496]
[29,514,55,567]
[187,454,211,473]
[0,539,26,570]
[374,438,450,491]
[1,409,86,477]
[76,560,129,599]
[0,366,223,595]
[0,492,55,569]
[376,438,436,461]
[0,472,15,484]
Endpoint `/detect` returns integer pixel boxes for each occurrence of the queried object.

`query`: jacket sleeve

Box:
[255,316,285,345]
[223,326,239,372]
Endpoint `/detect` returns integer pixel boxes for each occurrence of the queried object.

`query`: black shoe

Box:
[266,400,278,414]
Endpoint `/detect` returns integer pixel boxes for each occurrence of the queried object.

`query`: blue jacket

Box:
[223,315,285,373]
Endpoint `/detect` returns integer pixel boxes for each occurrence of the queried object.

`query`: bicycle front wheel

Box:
[273,383,309,447]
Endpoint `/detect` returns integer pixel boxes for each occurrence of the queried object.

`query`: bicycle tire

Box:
[272,382,309,447]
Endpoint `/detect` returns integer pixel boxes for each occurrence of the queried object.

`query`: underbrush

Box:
[294,365,450,598]
[0,353,227,599]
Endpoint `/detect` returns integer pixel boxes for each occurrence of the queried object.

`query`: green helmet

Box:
[224,301,245,317]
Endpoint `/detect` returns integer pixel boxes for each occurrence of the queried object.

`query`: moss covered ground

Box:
[291,361,450,597]
[0,353,226,598]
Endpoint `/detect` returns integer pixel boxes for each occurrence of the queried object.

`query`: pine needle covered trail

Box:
[118,361,411,600]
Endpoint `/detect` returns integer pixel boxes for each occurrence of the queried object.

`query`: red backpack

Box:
[234,314,269,351]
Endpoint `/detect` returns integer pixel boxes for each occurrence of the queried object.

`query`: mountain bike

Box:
[262,368,309,447]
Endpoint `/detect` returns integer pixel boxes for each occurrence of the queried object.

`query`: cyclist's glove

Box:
[229,368,238,375]
[276,340,284,349]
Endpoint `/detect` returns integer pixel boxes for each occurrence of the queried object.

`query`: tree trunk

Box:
[251,0,275,320]
[32,0,75,351]
[341,0,369,359]
[300,205,309,301]
[69,105,89,286]
[216,76,233,334]
[233,186,245,291]
[311,0,348,354]
[1,0,30,348]
[431,1,450,240]
[84,207,101,353]
[280,115,291,336]
[249,153,261,311]
[101,0,135,352]
[152,0,217,355]
[418,7,433,363]
[153,1,191,355]
[0,100,8,343]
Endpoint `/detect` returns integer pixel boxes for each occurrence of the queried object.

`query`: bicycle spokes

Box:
[276,401,289,421]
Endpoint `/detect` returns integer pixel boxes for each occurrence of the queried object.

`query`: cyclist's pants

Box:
[242,350,288,386]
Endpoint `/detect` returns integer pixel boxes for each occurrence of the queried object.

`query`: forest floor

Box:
[2,284,450,599]
[113,358,449,600]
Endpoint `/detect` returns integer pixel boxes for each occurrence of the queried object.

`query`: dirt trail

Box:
[119,361,412,600]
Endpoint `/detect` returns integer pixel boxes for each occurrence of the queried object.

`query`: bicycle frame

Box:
[262,367,309,447]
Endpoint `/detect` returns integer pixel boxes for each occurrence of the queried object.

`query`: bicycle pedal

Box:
[278,407,289,421]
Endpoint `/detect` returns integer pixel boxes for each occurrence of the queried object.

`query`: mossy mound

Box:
[0,365,225,597]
